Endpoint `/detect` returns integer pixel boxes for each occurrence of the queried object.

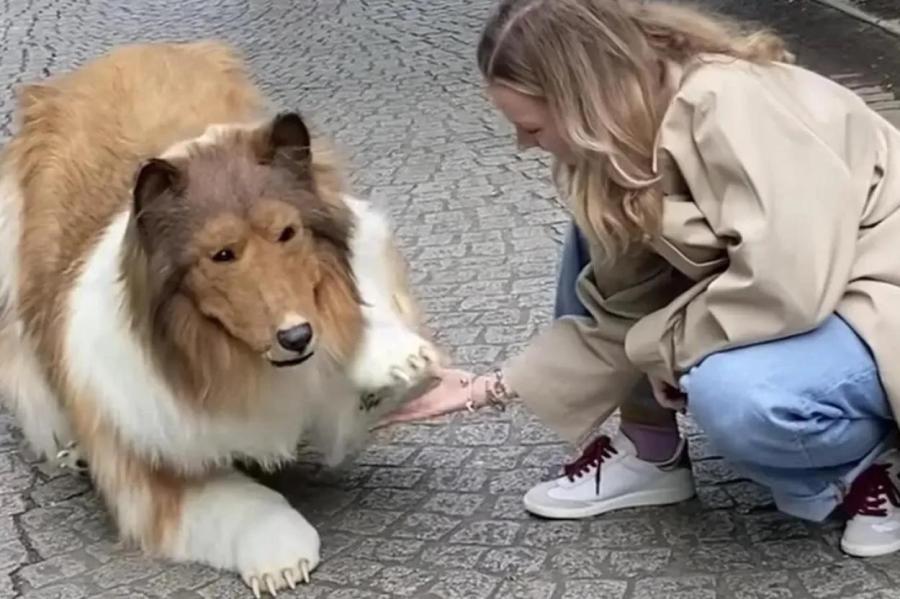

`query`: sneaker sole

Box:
[840,537,900,558]
[523,477,697,520]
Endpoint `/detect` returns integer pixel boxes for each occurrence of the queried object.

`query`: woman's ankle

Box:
[620,420,682,462]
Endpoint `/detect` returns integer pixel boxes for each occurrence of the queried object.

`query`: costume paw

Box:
[350,324,439,411]
[236,508,320,597]
[55,441,89,475]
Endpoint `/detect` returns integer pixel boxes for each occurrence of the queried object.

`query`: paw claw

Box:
[263,574,277,596]
[419,345,438,364]
[390,366,410,384]
[250,577,261,599]
[300,560,310,584]
[55,442,89,474]
[283,569,296,589]
[407,354,426,371]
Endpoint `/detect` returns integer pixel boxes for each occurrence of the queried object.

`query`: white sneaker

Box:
[841,449,900,557]
[523,431,696,519]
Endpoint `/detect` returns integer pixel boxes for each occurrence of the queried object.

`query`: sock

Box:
[620,421,682,462]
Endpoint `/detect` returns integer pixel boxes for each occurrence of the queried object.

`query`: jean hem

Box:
[771,432,894,522]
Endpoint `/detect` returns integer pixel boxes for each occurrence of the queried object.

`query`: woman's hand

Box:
[648,375,687,410]
[374,368,480,428]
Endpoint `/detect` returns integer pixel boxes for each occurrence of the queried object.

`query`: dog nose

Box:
[276,323,314,353]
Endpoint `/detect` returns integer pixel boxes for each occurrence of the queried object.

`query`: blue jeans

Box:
[555,222,895,521]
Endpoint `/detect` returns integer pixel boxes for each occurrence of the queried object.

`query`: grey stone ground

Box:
[2,0,900,598]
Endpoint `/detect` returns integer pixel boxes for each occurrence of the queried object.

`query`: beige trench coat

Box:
[504,55,900,444]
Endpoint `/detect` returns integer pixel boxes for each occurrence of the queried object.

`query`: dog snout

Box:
[276,322,314,353]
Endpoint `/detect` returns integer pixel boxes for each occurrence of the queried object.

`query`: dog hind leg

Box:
[0,173,81,470]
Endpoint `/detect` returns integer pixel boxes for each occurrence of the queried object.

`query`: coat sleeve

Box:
[504,247,690,443]
[625,69,861,384]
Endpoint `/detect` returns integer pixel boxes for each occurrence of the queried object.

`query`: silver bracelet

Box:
[464,369,517,412]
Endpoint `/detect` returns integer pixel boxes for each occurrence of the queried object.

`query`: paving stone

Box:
[347,537,425,563]
[633,575,718,599]
[449,519,520,545]
[354,445,417,467]
[759,539,840,569]
[548,547,610,578]
[0,537,28,570]
[30,476,92,507]
[392,513,461,541]
[89,556,163,590]
[726,481,777,513]
[479,546,547,575]
[327,590,391,599]
[0,516,17,545]
[0,492,27,517]
[520,445,570,468]
[488,468,547,494]
[18,553,94,589]
[315,557,383,585]
[363,467,425,489]
[491,495,531,520]
[741,512,812,543]
[846,592,900,599]
[27,528,88,558]
[561,580,628,599]
[468,446,527,470]
[420,544,487,570]
[366,565,434,597]
[22,583,89,599]
[495,578,557,599]
[358,488,428,511]
[798,560,888,598]
[328,509,403,536]
[426,570,499,599]
[421,491,485,516]
[722,571,796,599]
[520,520,584,547]
[693,459,746,486]
[589,518,662,548]
[660,510,739,545]
[606,548,672,577]
[134,563,222,597]
[426,467,488,492]
[672,541,756,573]
[387,424,450,445]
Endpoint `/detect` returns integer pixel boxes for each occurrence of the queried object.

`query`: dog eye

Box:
[278,226,296,243]
[211,248,236,263]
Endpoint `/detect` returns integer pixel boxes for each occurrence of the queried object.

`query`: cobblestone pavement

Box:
[2,1,900,598]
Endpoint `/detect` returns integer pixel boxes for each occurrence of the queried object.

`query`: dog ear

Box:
[133,158,182,226]
[261,112,312,177]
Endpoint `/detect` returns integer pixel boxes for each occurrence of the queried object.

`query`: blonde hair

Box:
[477,0,793,259]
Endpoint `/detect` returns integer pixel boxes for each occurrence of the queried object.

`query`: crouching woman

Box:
[386,0,900,558]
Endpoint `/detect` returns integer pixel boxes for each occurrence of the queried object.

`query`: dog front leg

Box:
[169,470,321,596]
[343,196,442,408]
[83,437,319,597]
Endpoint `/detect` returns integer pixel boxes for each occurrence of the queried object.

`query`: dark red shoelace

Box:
[563,435,618,494]
[841,464,900,517]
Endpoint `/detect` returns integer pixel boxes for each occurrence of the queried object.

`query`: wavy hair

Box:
[477,0,793,259]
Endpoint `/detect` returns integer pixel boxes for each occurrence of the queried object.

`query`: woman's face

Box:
[487,84,575,163]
